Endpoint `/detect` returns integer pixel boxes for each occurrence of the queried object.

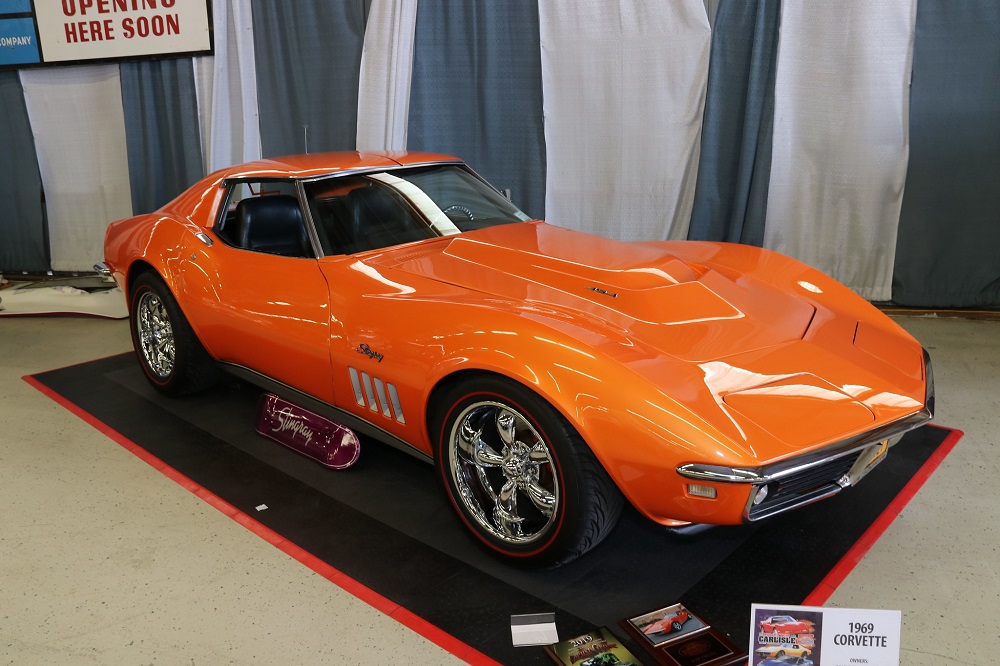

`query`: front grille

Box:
[747,450,863,520]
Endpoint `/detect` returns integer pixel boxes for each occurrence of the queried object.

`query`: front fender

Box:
[414,306,760,525]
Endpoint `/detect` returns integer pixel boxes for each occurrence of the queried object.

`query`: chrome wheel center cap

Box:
[502,444,533,482]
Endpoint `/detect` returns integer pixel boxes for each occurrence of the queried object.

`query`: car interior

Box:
[230,194,313,258]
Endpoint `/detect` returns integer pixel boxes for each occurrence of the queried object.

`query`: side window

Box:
[216,181,313,258]
[304,176,436,255]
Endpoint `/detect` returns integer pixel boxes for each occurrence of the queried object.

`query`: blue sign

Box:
[0,17,38,65]
[0,0,33,15]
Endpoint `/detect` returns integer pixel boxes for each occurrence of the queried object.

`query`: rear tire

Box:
[432,374,624,567]
[129,272,218,396]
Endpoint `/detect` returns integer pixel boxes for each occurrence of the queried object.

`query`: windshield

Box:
[303,164,530,256]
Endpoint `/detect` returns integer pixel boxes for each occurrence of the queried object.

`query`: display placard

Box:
[544,627,641,666]
[621,603,746,666]
[750,603,902,666]
[0,0,211,70]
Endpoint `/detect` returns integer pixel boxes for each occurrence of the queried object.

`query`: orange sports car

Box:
[100,151,934,566]
[642,609,690,636]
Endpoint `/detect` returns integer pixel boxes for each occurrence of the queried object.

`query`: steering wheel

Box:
[442,204,474,220]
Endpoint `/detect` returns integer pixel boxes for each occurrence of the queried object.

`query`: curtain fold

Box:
[19,65,134,272]
[120,59,204,215]
[892,0,1000,308]
[356,0,418,152]
[0,72,47,273]
[0,2,996,308]
[250,0,368,157]
[193,0,261,174]
[763,0,917,301]
[538,0,711,240]
[687,0,779,246]
[407,0,546,220]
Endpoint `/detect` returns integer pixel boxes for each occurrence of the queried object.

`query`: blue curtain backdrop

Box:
[119,60,204,215]
[687,0,779,246]
[250,0,368,157]
[1,2,998,308]
[892,0,1000,308]
[407,0,546,220]
[0,71,48,273]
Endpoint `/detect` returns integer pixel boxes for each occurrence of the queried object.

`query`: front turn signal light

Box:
[687,484,717,499]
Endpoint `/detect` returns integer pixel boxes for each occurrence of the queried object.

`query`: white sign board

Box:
[750,604,901,666]
[3,0,210,67]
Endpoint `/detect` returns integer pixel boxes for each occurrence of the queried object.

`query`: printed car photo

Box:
[101,151,934,566]
[641,609,691,637]
[759,616,815,635]
[755,643,812,660]
[759,655,813,666]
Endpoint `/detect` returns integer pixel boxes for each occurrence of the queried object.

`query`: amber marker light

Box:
[687,484,718,499]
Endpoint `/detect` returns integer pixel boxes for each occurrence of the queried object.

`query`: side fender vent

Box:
[348,367,405,424]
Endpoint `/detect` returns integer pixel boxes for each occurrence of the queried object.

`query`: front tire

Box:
[129,271,218,396]
[432,374,623,567]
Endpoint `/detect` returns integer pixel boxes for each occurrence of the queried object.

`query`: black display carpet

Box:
[28,353,959,665]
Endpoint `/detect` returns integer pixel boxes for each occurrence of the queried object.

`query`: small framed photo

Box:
[627,602,708,647]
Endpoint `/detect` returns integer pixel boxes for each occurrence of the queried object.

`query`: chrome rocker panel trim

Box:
[218,362,433,465]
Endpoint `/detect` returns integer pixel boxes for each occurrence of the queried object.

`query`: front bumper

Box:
[677,348,935,522]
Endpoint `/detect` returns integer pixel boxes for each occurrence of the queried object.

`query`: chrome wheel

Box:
[447,400,559,546]
[136,291,175,379]
[129,272,218,396]
[434,375,624,566]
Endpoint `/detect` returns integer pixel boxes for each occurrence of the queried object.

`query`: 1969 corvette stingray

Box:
[101,151,934,566]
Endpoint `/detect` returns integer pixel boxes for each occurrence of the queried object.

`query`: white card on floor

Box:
[511,612,558,647]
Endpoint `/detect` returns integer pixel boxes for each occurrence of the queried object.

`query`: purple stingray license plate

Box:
[254,393,360,469]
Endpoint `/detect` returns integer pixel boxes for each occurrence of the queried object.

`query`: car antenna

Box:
[303,125,309,154]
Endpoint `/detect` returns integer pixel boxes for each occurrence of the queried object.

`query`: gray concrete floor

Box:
[0,315,996,665]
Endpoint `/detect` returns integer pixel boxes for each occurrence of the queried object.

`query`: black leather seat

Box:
[345,185,429,252]
[232,195,311,257]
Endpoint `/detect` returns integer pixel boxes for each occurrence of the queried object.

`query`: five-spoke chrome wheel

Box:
[433,375,624,566]
[136,291,175,379]
[447,400,559,546]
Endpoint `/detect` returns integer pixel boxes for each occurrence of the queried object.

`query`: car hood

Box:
[373,222,816,363]
[366,223,926,461]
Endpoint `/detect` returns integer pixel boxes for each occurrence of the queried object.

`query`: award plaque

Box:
[621,603,746,666]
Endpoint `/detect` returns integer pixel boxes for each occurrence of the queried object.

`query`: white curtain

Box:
[764,0,917,301]
[356,0,418,152]
[19,65,134,272]
[192,0,261,175]
[538,0,711,241]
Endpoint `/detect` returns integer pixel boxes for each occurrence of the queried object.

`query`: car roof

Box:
[209,150,462,181]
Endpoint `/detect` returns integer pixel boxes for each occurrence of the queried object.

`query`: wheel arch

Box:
[125,259,158,301]
[424,366,588,461]
[422,363,640,513]
[123,259,191,328]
